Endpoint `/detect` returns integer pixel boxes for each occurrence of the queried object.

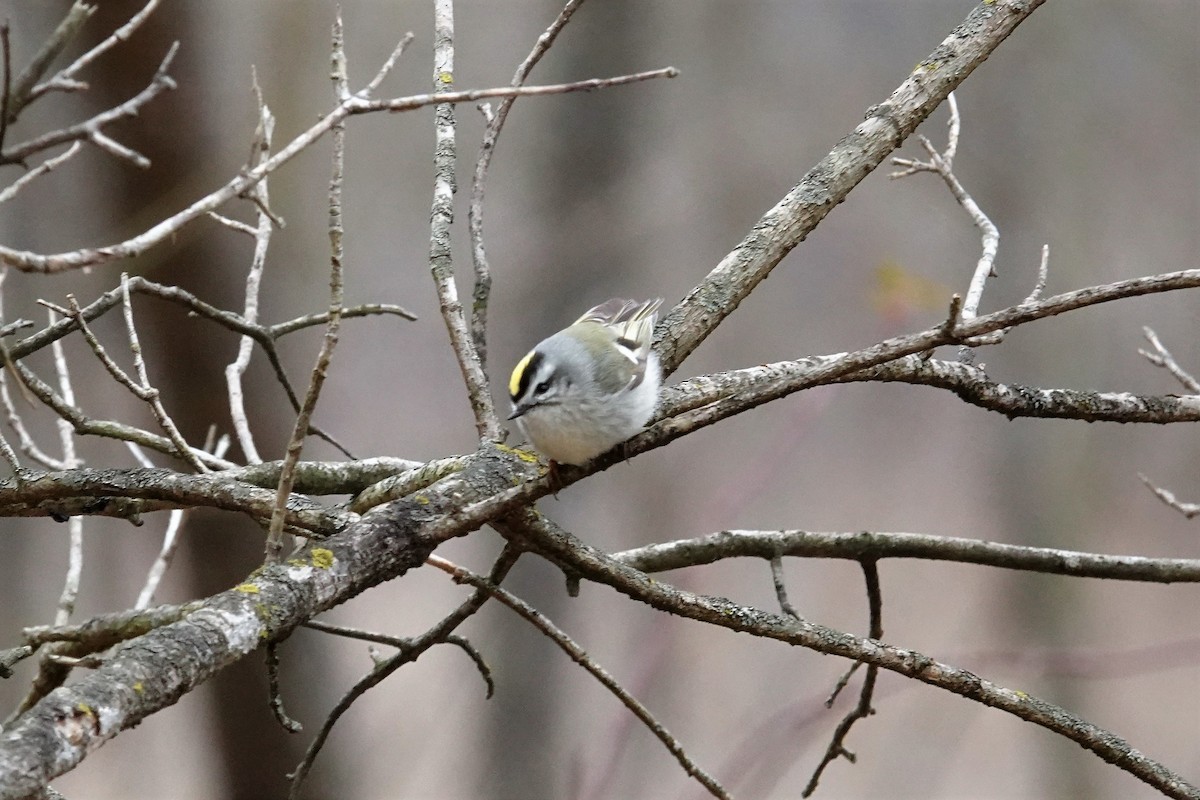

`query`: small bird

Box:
[508,298,663,466]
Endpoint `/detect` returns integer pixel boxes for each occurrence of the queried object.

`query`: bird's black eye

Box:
[535,380,551,395]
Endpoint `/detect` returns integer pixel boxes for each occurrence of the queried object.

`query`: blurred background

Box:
[0,1,1197,798]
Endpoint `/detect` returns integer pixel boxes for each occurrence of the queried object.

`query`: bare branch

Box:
[0,645,34,679]
[2,42,178,166]
[643,269,1200,460]
[468,0,590,368]
[655,1,1046,375]
[0,69,677,273]
[804,560,882,796]
[1139,473,1200,520]
[613,529,1200,583]
[504,512,1198,800]
[768,555,800,618]
[48,311,83,627]
[890,94,998,364]
[59,287,206,473]
[0,467,351,534]
[1140,326,1200,393]
[349,455,469,514]
[427,554,731,800]
[226,71,276,465]
[264,14,350,563]
[837,354,1200,424]
[32,0,161,99]
[6,2,96,117]
[0,142,83,205]
[428,0,501,441]
[0,274,66,471]
[126,443,192,610]
[266,643,302,733]
[287,545,522,799]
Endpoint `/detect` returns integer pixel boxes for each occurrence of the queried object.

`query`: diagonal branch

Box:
[0,68,676,273]
[468,0,590,368]
[427,553,730,799]
[655,0,1047,375]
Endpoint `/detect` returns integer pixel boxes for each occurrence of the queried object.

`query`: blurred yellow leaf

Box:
[871,260,950,324]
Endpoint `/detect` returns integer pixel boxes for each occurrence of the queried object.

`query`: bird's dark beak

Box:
[506,405,525,421]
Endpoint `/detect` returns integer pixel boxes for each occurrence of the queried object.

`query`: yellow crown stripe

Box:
[509,351,536,397]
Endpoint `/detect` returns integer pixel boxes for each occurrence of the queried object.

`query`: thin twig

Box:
[302,620,494,698]
[266,304,416,335]
[2,355,236,470]
[2,42,178,166]
[891,94,997,364]
[264,15,350,563]
[1022,243,1050,305]
[7,1,96,116]
[226,70,275,465]
[61,283,208,472]
[1138,473,1200,520]
[0,274,65,471]
[768,555,800,618]
[360,32,415,97]
[266,642,302,733]
[803,559,882,796]
[468,0,589,369]
[10,274,389,458]
[120,274,185,462]
[0,142,84,205]
[29,0,161,102]
[48,309,84,628]
[287,545,522,799]
[1139,327,1200,394]
[427,555,731,800]
[127,443,189,610]
[0,67,677,273]
[207,211,257,237]
[0,422,21,476]
[0,22,11,150]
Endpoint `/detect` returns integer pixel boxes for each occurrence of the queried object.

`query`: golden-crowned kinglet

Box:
[508,298,663,466]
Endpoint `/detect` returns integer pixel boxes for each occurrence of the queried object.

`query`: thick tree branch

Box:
[656,0,1047,374]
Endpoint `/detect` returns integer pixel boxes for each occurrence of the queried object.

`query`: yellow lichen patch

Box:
[414,494,430,505]
[496,442,540,464]
[439,71,453,84]
[311,548,335,569]
[132,682,144,695]
[234,583,261,595]
[75,703,94,717]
